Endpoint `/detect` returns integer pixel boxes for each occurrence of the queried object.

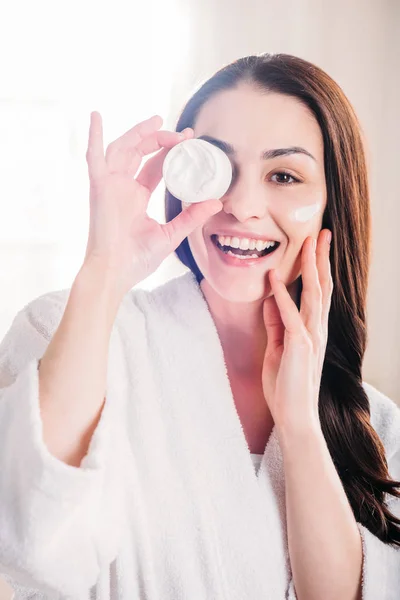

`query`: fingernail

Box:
[274,269,281,281]
[326,231,332,244]
[179,127,192,138]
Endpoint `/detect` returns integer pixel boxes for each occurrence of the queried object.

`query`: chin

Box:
[200,269,275,303]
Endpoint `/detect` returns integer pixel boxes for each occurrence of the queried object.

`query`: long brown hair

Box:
[165,53,400,546]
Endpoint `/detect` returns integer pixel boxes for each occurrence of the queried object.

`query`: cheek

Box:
[288,201,323,224]
[187,228,207,258]
[277,200,325,268]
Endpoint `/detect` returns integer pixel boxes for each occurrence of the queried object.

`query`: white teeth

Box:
[255,240,264,252]
[249,240,257,250]
[216,234,277,251]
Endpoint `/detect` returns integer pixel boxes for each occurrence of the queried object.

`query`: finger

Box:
[269,269,305,337]
[118,129,185,159]
[86,111,107,180]
[134,126,193,156]
[105,114,163,172]
[156,127,194,148]
[263,295,285,355]
[106,132,181,180]
[111,114,163,150]
[178,127,195,139]
[136,128,193,192]
[316,229,333,334]
[106,127,191,180]
[136,146,170,192]
[162,199,223,251]
[299,235,322,337]
[122,126,193,158]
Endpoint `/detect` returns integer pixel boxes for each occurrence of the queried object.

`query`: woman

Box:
[0,53,399,599]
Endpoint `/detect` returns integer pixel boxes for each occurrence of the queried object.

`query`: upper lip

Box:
[211,230,280,242]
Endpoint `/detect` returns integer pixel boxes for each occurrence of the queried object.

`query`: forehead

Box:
[194,84,324,162]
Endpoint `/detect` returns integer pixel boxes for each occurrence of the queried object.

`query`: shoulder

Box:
[20,288,71,338]
[0,288,71,387]
[362,380,400,463]
[126,270,200,321]
[1,288,71,350]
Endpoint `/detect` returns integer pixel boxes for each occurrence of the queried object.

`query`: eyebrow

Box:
[197,135,316,162]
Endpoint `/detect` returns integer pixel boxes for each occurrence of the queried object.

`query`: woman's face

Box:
[184,84,327,303]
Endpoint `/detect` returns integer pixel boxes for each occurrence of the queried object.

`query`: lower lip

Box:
[210,237,280,268]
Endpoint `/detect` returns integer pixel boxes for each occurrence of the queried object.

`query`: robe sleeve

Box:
[0,290,127,598]
[356,382,400,600]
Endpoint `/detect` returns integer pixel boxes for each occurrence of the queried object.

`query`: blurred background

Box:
[0,1,399,594]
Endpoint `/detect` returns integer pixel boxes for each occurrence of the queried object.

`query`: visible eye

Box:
[227,168,301,191]
[270,171,300,186]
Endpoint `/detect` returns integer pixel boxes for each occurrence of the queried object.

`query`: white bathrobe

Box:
[0,270,399,600]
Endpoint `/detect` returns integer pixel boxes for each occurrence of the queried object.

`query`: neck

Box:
[200,277,300,376]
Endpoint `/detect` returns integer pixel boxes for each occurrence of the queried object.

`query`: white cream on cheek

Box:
[290,202,321,223]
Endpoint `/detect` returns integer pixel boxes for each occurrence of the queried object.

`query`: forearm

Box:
[277,423,363,600]
[38,260,123,468]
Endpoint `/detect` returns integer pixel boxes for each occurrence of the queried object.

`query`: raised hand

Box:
[84,112,222,299]
[262,229,333,434]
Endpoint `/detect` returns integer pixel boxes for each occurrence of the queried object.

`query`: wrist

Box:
[73,259,125,321]
[275,417,324,453]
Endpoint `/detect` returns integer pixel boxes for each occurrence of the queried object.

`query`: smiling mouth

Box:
[210,235,280,259]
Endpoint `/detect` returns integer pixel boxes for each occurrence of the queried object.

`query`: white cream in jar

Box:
[163,138,233,204]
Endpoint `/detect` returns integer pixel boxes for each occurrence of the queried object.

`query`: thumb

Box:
[163,199,223,251]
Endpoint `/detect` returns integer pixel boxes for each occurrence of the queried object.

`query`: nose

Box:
[221,175,271,222]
